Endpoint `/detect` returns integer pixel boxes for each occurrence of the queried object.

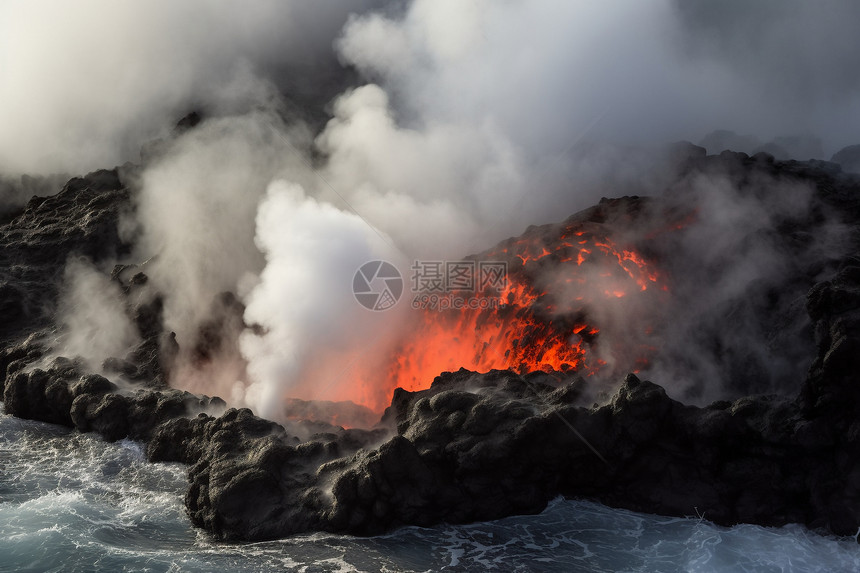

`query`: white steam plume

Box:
[56,258,140,371]
[239,180,405,419]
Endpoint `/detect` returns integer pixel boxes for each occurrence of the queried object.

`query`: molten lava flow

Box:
[274,200,692,415]
[387,220,669,393]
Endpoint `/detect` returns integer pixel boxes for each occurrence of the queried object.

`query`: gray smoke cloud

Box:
[4,0,858,178]
[55,258,141,373]
[560,165,848,404]
[0,0,382,176]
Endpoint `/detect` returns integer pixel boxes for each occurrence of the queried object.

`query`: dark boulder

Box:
[831,144,860,174]
[4,369,72,426]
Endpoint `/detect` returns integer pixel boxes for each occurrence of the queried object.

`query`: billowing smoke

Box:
[56,258,140,371]
[128,104,316,400]
[0,0,383,175]
[543,163,849,404]
[4,0,859,179]
[652,163,849,401]
[131,107,309,343]
[6,1,860,420]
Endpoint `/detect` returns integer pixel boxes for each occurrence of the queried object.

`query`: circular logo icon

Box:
[353,260,403,311]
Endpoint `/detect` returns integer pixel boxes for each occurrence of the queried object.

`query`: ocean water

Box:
[1,406,859,573]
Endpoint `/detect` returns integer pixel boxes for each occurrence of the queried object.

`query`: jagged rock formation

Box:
[0,165,179,389]
[832,144,860,174]
[699,130,824,160]
[2,360,223,442]
[2,148,860,541]
[0,168,132,343]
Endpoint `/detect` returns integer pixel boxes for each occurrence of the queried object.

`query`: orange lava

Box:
[386,221,668,393]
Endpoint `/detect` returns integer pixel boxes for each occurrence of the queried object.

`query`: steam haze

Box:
[0,0,381,174]
[4,1,859,177]
[56,258,141,371]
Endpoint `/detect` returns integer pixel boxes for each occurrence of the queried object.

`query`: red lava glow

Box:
[385,220,670,396]
[279,203,694,416]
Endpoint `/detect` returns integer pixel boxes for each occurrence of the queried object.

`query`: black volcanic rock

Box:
[699,130,762,155]
[0,167,182,389]
[766,135,824,161]
[156,360,859,540]
[140,111,206,163]
[664,140,706,164]
[146,406,389,540]
[4,369,72,426]
[2,359,225,443]
[8,342,860,540]
[190,291,245,366]
[174,111,203,133]
[284,397,380,429]
[831,144,860,174]
[699,130,825,160]
[0,173,71,221]
[0,168,131,343]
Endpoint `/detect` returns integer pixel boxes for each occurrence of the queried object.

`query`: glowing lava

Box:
[386,219,669,393]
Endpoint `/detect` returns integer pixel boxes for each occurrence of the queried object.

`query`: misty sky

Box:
[1,0,859,177]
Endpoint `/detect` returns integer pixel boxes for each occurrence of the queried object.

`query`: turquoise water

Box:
[2,406,859,572]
